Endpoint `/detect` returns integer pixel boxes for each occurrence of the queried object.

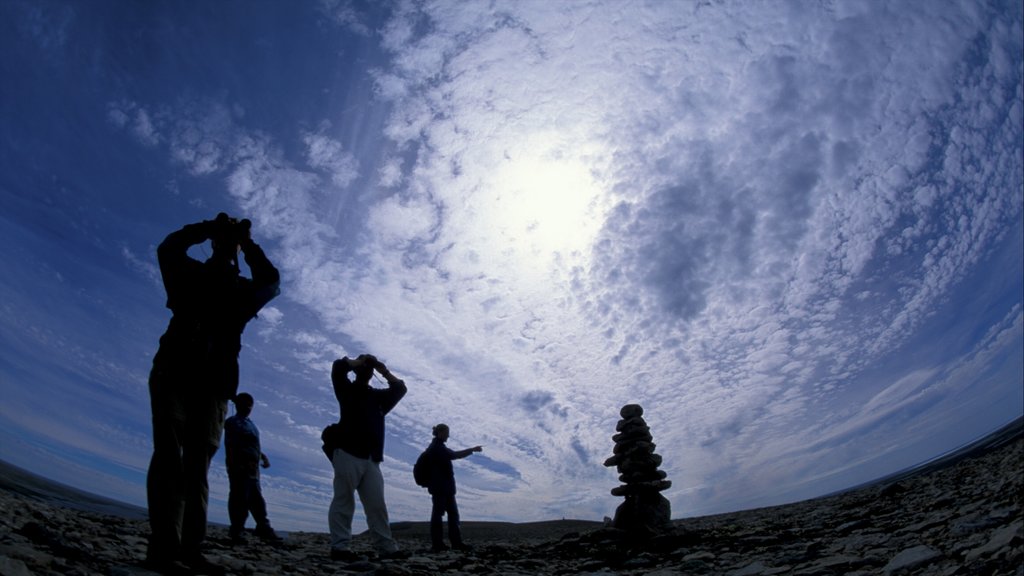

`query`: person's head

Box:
[351,354,378,383]
[333,354,378,386]
[209,213,250,268]
[432,423,450,441]
[233,392,254,417]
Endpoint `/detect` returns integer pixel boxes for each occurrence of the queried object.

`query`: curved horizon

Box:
[4,414,1021,529]
[1,0,1021,533]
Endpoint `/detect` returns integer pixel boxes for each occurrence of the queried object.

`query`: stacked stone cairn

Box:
[603,404,672,536]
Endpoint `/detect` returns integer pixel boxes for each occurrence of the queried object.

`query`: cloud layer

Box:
[0,0,1021,531]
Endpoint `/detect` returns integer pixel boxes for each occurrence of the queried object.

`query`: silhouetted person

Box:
[327,354,407,561]
[422,423,482,552]
[145,213,279,575]
[224,392,280,544]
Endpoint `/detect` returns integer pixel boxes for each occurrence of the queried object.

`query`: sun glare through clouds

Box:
[490,132,608,272]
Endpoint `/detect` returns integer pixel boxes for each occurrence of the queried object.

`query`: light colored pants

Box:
[328,449,398,552]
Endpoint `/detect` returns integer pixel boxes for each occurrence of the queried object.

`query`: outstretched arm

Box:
[452,446,483,459]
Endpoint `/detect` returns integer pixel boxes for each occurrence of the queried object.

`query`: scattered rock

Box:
[882,545,941,575]
[0,556,32,576]
[965,519,1023,562]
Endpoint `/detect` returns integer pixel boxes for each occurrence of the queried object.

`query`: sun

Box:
[489,132,608,267]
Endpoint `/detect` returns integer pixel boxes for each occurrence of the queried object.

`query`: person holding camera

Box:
[145,213,280,575]
[327,354,407,561]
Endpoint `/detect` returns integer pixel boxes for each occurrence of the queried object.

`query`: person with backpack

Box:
[327,354,407,561]
[416,423,482,552]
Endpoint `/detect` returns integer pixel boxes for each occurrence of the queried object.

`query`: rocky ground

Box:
[0,433,1020,576]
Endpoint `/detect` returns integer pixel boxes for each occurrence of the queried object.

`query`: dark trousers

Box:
[430,492,463,547]
[227,466,269,534]
[146,369,227,562]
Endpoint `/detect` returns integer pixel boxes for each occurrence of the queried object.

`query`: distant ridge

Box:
[827,415,1024,497]
[0,460,147,521]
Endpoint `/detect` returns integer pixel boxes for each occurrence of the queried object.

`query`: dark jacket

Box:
[332,375,406,463]
[424,438,475,495]
[152,221,280,399]
[224,414,261,472]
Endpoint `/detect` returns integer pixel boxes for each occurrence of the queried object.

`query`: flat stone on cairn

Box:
[604,404,672,535]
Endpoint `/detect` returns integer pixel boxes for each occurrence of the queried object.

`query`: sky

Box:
[0,0,1021,533]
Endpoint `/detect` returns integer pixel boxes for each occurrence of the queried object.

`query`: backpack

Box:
[321,423,343,461]
[413,450,431,488]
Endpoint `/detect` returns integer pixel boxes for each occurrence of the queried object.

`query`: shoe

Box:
[181,553,226,576]
[330,548,366,562]
[254,524,282,542]
[378,548,411,560]
[452,542,473,551]
[430,544,450,553]
[228,527,247,545]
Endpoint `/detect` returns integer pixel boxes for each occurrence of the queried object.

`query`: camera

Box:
[210,213,251,250]
[342,354,379,370]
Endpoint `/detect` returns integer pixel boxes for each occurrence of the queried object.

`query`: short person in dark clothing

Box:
[224,392,280,543]
[423,423,482,552]
[145,213,280,575]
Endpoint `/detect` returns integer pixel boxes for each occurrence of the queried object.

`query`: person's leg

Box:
[146,369,187,564]
[227,471,248,539]
[355,460,398,553]
[430,493,446,550]
[248,476,268,523]
[248,472,278,539]
[328,450,360,551]
[446,495,464,547]
[180,396,226,559]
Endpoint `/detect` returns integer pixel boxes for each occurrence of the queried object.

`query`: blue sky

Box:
[1,0,1021,533]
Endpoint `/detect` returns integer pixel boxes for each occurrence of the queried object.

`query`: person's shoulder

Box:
[430,442,455,458]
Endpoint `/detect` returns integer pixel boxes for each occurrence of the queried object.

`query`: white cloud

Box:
[303,130,361,188]
[318,0,372,37]
[107,101,160,147]
[377,155,405,188]
[166,103,237,175]
[61,0,1022,529]
[348,0,1022,520]
[120,245,160,285]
